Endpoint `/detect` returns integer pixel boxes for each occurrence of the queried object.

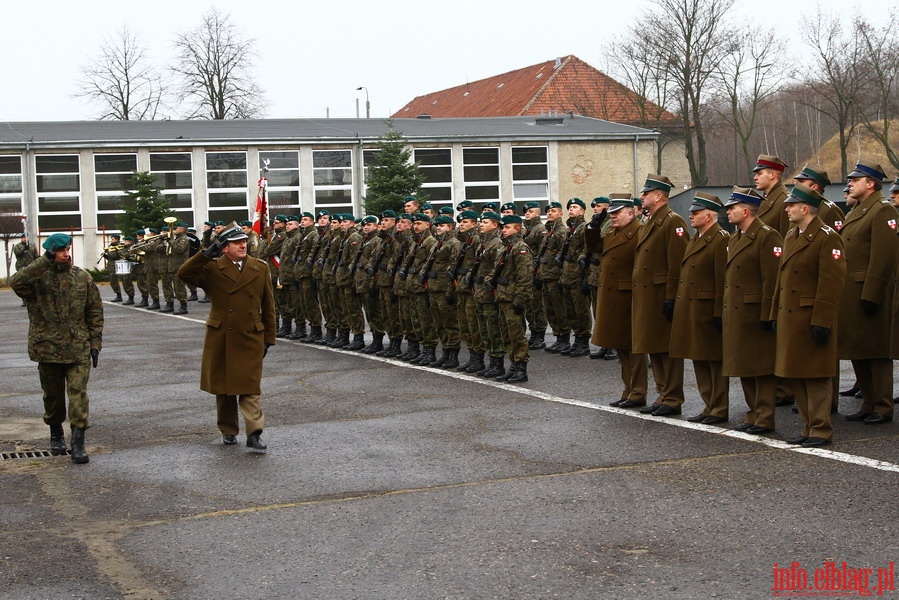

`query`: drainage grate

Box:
[1,450,68,460]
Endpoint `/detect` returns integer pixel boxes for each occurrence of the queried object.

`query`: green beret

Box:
[123,236,136,242]
[500,202,518,213]
[591,196,611,207]
[161,226,170,232]
[411,213,432,223]
[403,195,418,203]
[287,215,300,222]
[481,202,499,212]
[214,220,225,226]
[110,234,121,240]
[380,209,397,219]
[274,214,288,222]
[567,197,586,209]
[354,218,363,224]
[421,203,434,210]
[438,206,454,215]
[148,228,159,234]
[480,211,502,223]
[316,209,330,218]
[341,213,356,222]
[42,233,72,252]
[204,221,214,227]
[398,213,413,221]
[544,201,562,213]
[434,215,455,225]
[361,215,379,225]
[301,212,314,219]
[457,210,479,221]
[175,221,189,228]
[456,200,474,210]
[501,215,523,225]
[523,201,541,210]
[239,220,252,227]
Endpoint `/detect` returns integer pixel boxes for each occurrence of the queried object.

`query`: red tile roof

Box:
[392,55,678,126]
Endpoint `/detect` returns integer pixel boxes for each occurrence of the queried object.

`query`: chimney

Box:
[554,57,562,69]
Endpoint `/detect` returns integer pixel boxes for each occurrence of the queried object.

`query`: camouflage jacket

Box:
[406,231,437,294]
[537,218,566,281]
[473,228,504,303]
[13,241,39,270]
[355,232,383,292]
[278,228,302,284]
[454,230,480,295]
[425,231,462,294]
[294,227,319,279]
[493,232,534,306]
[335,229,363,288]
[11,257,104,364]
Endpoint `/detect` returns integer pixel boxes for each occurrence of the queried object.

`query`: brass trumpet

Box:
[164,216,178,255]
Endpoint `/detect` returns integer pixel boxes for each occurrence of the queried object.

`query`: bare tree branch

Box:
[854,13,899,170]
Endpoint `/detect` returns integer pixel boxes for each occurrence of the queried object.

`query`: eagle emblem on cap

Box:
[675,227,685,237]
[888,219,897,231]
[773,246,782,257]
[832,249,842,260]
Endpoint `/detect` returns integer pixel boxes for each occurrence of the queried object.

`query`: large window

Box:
[414,148,452,207]
[512,146,549,208]
[0,156,23,214]
[206,151,248,224]
[259,150,300,218]
[462,147,499,206]
[95,153,137,233]
[312,150,353,215]
[36,155,81,231]
[151,152,194,224]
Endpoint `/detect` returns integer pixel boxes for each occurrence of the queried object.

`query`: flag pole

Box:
[253,158,270,242]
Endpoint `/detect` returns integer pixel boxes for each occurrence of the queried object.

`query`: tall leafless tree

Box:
[799,12,862,179]
[74,27,165,121]
[171,8,265,119]
[854,14,899,170]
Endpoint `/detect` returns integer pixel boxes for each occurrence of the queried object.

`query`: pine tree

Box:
[117,171,173,236]
[363,125,425,215]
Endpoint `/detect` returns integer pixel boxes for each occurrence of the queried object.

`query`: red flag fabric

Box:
[252,177,268,234]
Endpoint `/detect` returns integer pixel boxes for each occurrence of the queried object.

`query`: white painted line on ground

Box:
[125,303,899,475]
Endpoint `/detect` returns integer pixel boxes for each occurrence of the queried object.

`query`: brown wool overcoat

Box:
[758,182,790,236]
[178,252,276,395]
[591,219,640,349]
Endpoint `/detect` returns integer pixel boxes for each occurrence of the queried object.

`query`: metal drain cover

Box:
[1,450,68,460]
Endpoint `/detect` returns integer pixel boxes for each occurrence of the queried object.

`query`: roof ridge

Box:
[522,55,574,115]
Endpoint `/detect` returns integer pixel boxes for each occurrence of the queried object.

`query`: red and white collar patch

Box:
[675,227,685,237]
[832,249,842,260]
[773,246,782,257]
[888,219,897,231]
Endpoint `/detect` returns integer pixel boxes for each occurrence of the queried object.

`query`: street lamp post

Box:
[356,86,370,119]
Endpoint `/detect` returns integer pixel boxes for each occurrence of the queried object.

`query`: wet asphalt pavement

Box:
[1,286,897,599]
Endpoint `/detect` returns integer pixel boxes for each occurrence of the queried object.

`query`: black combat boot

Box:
[187,291,199,301]
[173,301,188,315]
[442,348,460,369]
[148,299,161,310]
[329,328,350,348]
[317,327,337,345]
[590,347,609,359]
[465,352,486,374]
[302,325,323,343]
[507,361,528,383]
[604,348,619,361]
[287,322,307,340]
[482,355,505,378]
[136,296,149,308]
[198,294,211,303]
[430,348,450,367]
[400,340,421,362]
[159,301,174,313]
[123,295,135,306]
[457,349,475,371]
[112,292,122,302]
[495,361,518,381]
[49,424,66,455]
[528,330,546,350]
[276,317,292,338]
[347,333,366,351]
[362,332,385,354]
[545,333,570,354]
[412,345,434,365]
[70,426,89,464]
[568,334,590,357]
[380,337,402,357]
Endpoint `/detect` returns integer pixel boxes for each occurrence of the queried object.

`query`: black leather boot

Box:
[112,292,122,302]
[173,301,188,315]
[123,295,135,306]
[148,299,161,310]
[568,334,590,357]
[545,333,570,354]
[528,330,546,350]
[430,348,450,367]
[187,292,199,301]
[329,328,350,348]
[412,345,434,365]
[316,327,337,345]
[379,337,402,357]
[457,349,475,371]
[482,356,505,378]
[442,348,460,369]
[49,424,67,455]
[362,332,385,354]
[507,361,529,383]
[287,322,307,340]
[347,333,366,351]
[495,360,518,381]
[70,426,89,464]
[160,301,175,313]
[276,317,292,338]
[136,296,149,308]
[465,352,486,374]
[401,340,421,362]
[302,325,323,343]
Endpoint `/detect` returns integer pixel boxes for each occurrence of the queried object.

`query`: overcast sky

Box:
[2,0,888,122]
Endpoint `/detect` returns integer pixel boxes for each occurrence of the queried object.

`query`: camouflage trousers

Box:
[526,280,547,334]
[161,272,187,303]
[562,282,592,336]
[271,275,281,317]
[410,292,437,346]
[325,283,342,329]
[458,292,484,352]
[297,278,322,326]
[541,279,569,336]
[315,278,332,326]
[339,286,365,334]
[397,294,415,340]
[145,268,161,301]
[38,362,91,429]
[379,286,402,339]
[499,301,529,363]
[119,274,135,299]
[279,283,298,321]
[429,291,460,349]
[108,268,121,295]
[477,301,504,357]
[362,286,384,334]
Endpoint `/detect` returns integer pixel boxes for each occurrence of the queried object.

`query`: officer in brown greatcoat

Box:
[722,187,783,434]
[838,162,898,425]
[670,193,730,424]
[592,196,647,408]
[754,154,790,236]
[771,185,846,448]
[632,175,689,417]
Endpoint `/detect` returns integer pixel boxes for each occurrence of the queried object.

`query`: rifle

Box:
[332,230,352,274]
[488,241,514,298]
[448,230,474,286]
[308,229,327,268]
[555,221,575,268]
[398,234,419,279]
[418,238,443,289]
[533,227,551,277]
[348,234,367,276]
[368,231,395,290]
[464,241,485,291]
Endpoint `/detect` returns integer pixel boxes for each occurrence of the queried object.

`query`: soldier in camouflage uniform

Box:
[159,222,191,314]
[142,228,163,310]
[240,220,261,258]
[263,215,287,331]
[276,216,302,338]
[470,211,506,378]
[521,201,547,349]
[370,211,400,356]
[11,233,103,464]
[305,211,332,343]
[315,214,343,345]
[103,234,124,301]
[116,236,137,305]
[558,198,591,357]
[293,213,322,342]
[537,202,570,353]
[392,214,419,361]
[584,197,616,360]
[333,214,366,350]
[355,215,385,353]
[131,230,150,307]
[405,214,439,364]
[453,210,484,372]
[426,215,463,368]
[491,215,534,383]
[13,234,39,271]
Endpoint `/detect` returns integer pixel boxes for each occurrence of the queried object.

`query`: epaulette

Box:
[717,229,729,237]
[880,199,892,205]
[821,225,835,235]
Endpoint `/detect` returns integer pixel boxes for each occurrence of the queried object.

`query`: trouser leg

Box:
[649,352,685,408]
[793,377,833,441]
[694,360,728,419]
[618,350,647,403]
